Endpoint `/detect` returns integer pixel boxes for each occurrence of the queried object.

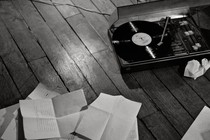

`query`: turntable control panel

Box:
[158,17,209,56]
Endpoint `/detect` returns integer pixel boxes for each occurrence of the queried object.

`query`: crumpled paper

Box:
[184,58,210,80]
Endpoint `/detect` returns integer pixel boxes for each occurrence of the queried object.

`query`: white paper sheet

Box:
[126,119,139,140]
[1,83,61,140]
[182,106,210,140]
[75,93,142,140]
[0,104,19,140]
[184,59,210,79]
[28,83,60,99]
[1,118,17,140]
[20,89,87,140]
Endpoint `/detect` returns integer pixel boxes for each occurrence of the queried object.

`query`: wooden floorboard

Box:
[132,70,193,135]
[0,14,38,98]
[0,1,46,62]
[142,112,181,140]
[0,58,22,108]
[1,0,210,139]
[153,67,205,118]
[71,0,111,46]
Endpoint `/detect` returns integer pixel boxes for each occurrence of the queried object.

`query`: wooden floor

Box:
[1,0,210,139]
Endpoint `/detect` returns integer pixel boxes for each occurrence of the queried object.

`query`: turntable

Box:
[108,0,210,73]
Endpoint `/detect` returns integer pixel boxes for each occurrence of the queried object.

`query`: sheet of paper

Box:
[0,104,19,140]
[75,93,142,140]
[0,83,69,140]
[1,118,17,140]
[126,119,139,140]
[101,96,141,140]
[182,106,210,140]
[53,89,87,117]
[20,89,87,139]
[28,83,60,99]
[184,59,210,80]
[57,112,81,137]
[76,106,110,140]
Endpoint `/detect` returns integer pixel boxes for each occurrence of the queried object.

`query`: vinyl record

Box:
[112,20,172,62]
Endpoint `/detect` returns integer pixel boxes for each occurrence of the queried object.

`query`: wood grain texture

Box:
[33,2,118,96]
[153,67,205,118]
[142,112,181,140]
[71,0,111,46]
[91,0,116,19]
[29,57,68,94]
[132,70,193,135]
[66,14,108,54]
[0,17,38,98]
[0,1,45,62]
[52,0,80,18]
[0,59,22,108]
[12,0,86,91]
[110,0,133,6]
[93,49,157,118]
[183,74,210,106]
[137,119,155,140]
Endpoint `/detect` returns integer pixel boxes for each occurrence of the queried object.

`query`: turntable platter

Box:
[112,21,172,62]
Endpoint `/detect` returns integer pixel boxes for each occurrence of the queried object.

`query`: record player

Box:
[108,0,210,73]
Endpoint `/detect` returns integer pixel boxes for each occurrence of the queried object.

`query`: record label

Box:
[132,32,152,46]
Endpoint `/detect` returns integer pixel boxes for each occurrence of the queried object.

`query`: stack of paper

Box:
[182,106,210,140]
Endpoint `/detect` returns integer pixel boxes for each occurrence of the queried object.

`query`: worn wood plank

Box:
[34,2,119,96]
[38,6,107,54]
[91,0,116,19]
[137,119,156,140]
[72,53,120,95]
[172,65,210,107]
[132,70,193,135]
[93,49,183,139]
[71,0,111,46]
[0,1,45,62]
[0,17,38,98]
[110,0,133,7]
[153,67,205,118]
[182,73,210,106]
[93,49,157,118]
[12,0,87,92]
[29,56,96,104]
[142,112,181,140]
[0,59,22,108]
[29,57,68,94]
[67,14,108,53]
[52,0,80,18]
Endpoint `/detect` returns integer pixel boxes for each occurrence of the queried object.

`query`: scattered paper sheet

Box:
[184,58,210,79]
[1,84,142,140]
[182,106,210,140]
[126,119,139,140]
[0,104,19,140]
[75,93,142,140]
[1,118,18,140]
[0,83,61,140]
[20,89,87,140]
[28,83,60,99]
